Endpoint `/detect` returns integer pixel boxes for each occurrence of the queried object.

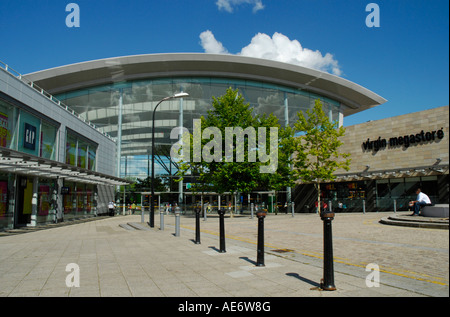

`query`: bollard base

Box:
[320,279,337,291]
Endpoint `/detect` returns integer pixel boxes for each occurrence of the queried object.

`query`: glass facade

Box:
[65,131,98,171]
[0,173,12,229]
[36,178,57,224]
[375,176,439,211]
[62,181,97,220]
[56,77,341,178]
[40,122,57,160]
[320,175,442,212]
[0,99,58,159]
[0,100,18,149]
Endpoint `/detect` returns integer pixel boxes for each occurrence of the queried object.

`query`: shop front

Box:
[319,175,447,213]
[316,106,449,213]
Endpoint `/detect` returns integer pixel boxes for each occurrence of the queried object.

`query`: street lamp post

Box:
[150,92,189,227]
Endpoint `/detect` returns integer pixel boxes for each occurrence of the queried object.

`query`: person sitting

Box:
[409,188,432,216]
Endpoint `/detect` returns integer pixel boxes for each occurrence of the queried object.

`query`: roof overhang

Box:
[23,53,387,116]
[0,147,132,186]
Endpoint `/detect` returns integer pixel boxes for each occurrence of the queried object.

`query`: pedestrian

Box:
[409,188,432,216]
[108,201,115,216]
[337,201,343,212]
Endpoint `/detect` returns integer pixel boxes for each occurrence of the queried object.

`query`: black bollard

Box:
[195,207,201,244]
[320,211,336,291]
[256,210,267,266]
[218,208,226,253]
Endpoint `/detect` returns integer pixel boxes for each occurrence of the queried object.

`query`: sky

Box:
[0,0,448,127]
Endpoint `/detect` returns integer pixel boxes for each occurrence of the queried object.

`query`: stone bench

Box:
[422,204,449,218]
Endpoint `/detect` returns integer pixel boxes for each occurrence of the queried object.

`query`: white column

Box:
[30,176,39,227]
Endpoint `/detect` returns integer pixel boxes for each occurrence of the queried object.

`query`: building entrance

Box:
[15,176,33,227]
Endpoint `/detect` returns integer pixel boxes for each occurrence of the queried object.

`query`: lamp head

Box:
[173,92,189,99]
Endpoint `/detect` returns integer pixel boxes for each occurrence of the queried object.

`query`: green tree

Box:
[176,88,296,214]
[293,99,351,214]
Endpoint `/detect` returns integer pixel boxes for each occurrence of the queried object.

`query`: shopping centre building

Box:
[20,53,388,211]
[0,61,129,231]
[298,105,449,213]
[1,53,447,222]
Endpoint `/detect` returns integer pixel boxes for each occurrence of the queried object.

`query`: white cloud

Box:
[216,0,265,13]
[199,30,229,54]
[239,32,342,76]
[199,31,343,76]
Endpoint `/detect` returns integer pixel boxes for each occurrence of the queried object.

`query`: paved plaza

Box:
[0,211,448,299]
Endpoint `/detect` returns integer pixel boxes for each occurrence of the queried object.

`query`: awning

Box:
[0,147,132,186]
[333,164,449,182]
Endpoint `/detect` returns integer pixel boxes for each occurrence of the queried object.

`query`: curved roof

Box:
[24,53,386,116]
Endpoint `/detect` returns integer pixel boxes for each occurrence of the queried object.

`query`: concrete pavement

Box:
[0,211,448,298]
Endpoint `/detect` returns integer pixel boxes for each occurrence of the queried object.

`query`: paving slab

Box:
[0,212,448,302]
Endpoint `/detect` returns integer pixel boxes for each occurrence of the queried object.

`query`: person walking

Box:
[108,201,115,216]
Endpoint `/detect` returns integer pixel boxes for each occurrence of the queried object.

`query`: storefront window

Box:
[63,181,76,220]
[37,179,56,224]
[0,99,18,149]
[0,178,8,221]
[88,145,97,171]
[86,184,94,214]
[404,177,421,198]
[420,176,438,202]
[77,140,88,168]
[40,122,58,160]
[66,133,77,165]
[65,131,97,171]
[321,181,366,212]
[76,184,85,213]
[389,178,405,199]
[0,173,14,230]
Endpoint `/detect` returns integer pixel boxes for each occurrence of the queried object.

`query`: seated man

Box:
[409,188,432,216]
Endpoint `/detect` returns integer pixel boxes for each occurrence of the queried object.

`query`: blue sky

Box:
[0,0,448,127]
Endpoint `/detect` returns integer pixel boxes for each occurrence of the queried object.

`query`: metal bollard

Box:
[320,210,336,291]
[363,200,366,214]
[256,210,267,266]
[292,202,295,217]
[160,206,164,231]
[218,208,226,253]
[174,206,181,237]
[251,203,254,219]
[194,207,201,244]
[394,199,397,213]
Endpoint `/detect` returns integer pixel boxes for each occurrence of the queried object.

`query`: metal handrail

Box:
[0,60,114,141]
